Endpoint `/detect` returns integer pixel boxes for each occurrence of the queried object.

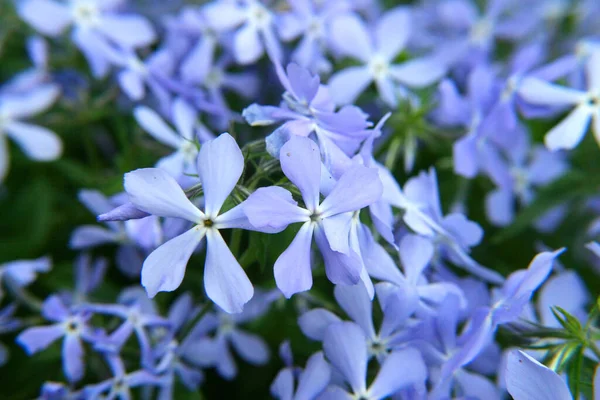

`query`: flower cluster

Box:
[0,0,599,399]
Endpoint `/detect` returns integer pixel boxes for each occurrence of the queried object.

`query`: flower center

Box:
[203,218,214,228]
[72,0,100,28]
[369,56,389,80]
[248,3,271,28]
[470,18,493,45]
[204,68,224,89]
[307,18,324,38]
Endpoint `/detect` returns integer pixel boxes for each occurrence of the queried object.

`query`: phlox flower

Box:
[0,256,51,299]
[19,0,156,77]
[328,8,445,107]
[518,50,600,150]
[124,133,274,313]
[203,0,282,64]
[243,136,383,298]
[17,295,99,383]
[319,321,427,400]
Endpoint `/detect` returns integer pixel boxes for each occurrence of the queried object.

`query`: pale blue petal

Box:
[204,229,253,313]
[375,7,410,61]
[4,122,61,161]
[320,166,382,218]
[544,105,592,151]
[330,14,372,62]
[97,15,156,48]
[230,330,269,364]
[125,168,203,222]
[334,284,375,340]
[298,309,342,341]
[518,77,585,106]
[368,348,426,398]
[323,322,367,394]
[389,57,446,87]
[198,133,244,217]
[295,351,331,400]
[280,136,321,211]
[505,350,572,400]
[141,227,204,298]
[274,222,315,298]
[328,66,372,105]
[18,0,71,36]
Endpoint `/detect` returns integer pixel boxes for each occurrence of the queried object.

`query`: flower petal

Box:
[298,309,342,341]
[505,350,572,400]
[544,105,592,151]
[295,351,331,400]
[271,368,294,400]
[204,229,253,313]
[314,226,362,286]
[375,8,411,60]
[518,77,585,107]
[198,133,244,217]
[134,106,181,148]
[328,66,372,105]
[63,335,84,382]
[320,166,383,218]
[330,14,372,62]
[323,322,367,394]
[4,122,61,161]
[243,187,309,230]
[274,222,315,298]
[18,0,71,36]
[399,234,434,285]
[234,24,263,64]
[334,284,375,340]
[280,136,321,211]
[124,168,204,223]
[141,227,205,298]
[229,330,269,365]
[389,57,446,87]
[368,348,427,398]
[97,15,156,48]
[17,325,64,354]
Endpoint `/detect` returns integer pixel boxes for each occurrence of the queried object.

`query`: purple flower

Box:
[0,84,62,181]
[19,0,156,77]
[183,291,276,379]
[277,0,350,73]
[203,0,281,64]
[124,133,271,313]
[505,350,573,400]
[328,8,445,106]
[271,351,331,400]
[484,128,568,226]
[518,50,600,150]
[17,295,98,382]
[299,283,420,362]
[244,62,372,178]
[0,305,20,366]
[83,353,166,398]
[320,321,427,399]
[243,136,383,297]
[83,298,170,368]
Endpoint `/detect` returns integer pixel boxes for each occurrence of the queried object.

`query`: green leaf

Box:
[567,347,584,400]
[552,307,584,339]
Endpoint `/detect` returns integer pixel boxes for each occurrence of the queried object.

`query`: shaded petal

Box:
[217,201,289,233]
[172,98,197,142]
[328,66,372,105]
[97,15,156,48]
[389,57,446,87]
[334,284,375,339]
[518,77,585,106]
[368,348,426,398]
[234,24,263,64]
[204,229,253,313]
[323,322,367,393]
[141,227,205,297]
[274,222,315,298]
[544,105,592,151]
[314,226,362,286]
[118,70,145,100]
[3,257,52,289]
[320,166,383,218]
[298,309,342,341]
[486,188,514,226]
[330,14,372,61]
[124,168,203,223]
[322,213,353,253]
[280,136,321,211]
[505,350,572,400]
[181,36,217,83]
[538,271,588,328]
[63,335,84,382]
[134,106,181,148]
[4,122,61,161]
[243,187,309,230]
[17,325,64,354]
[295,351,331,400]
[399,234,434,285]
[375,8,410,60]
[271,368,294,400]
[69,226,119,249]
[318,386,353,400]
[230,330,269,365]
[286,63,320,104]
[2,84,60,119]
[18,0,71,36]
[41,295,69,322]
[198,133,244,217]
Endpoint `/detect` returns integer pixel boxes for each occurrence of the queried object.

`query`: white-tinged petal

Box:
[544,105,592,151]
[4,121,62,161]
[518,77,586,107]
[133,106,181,148]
